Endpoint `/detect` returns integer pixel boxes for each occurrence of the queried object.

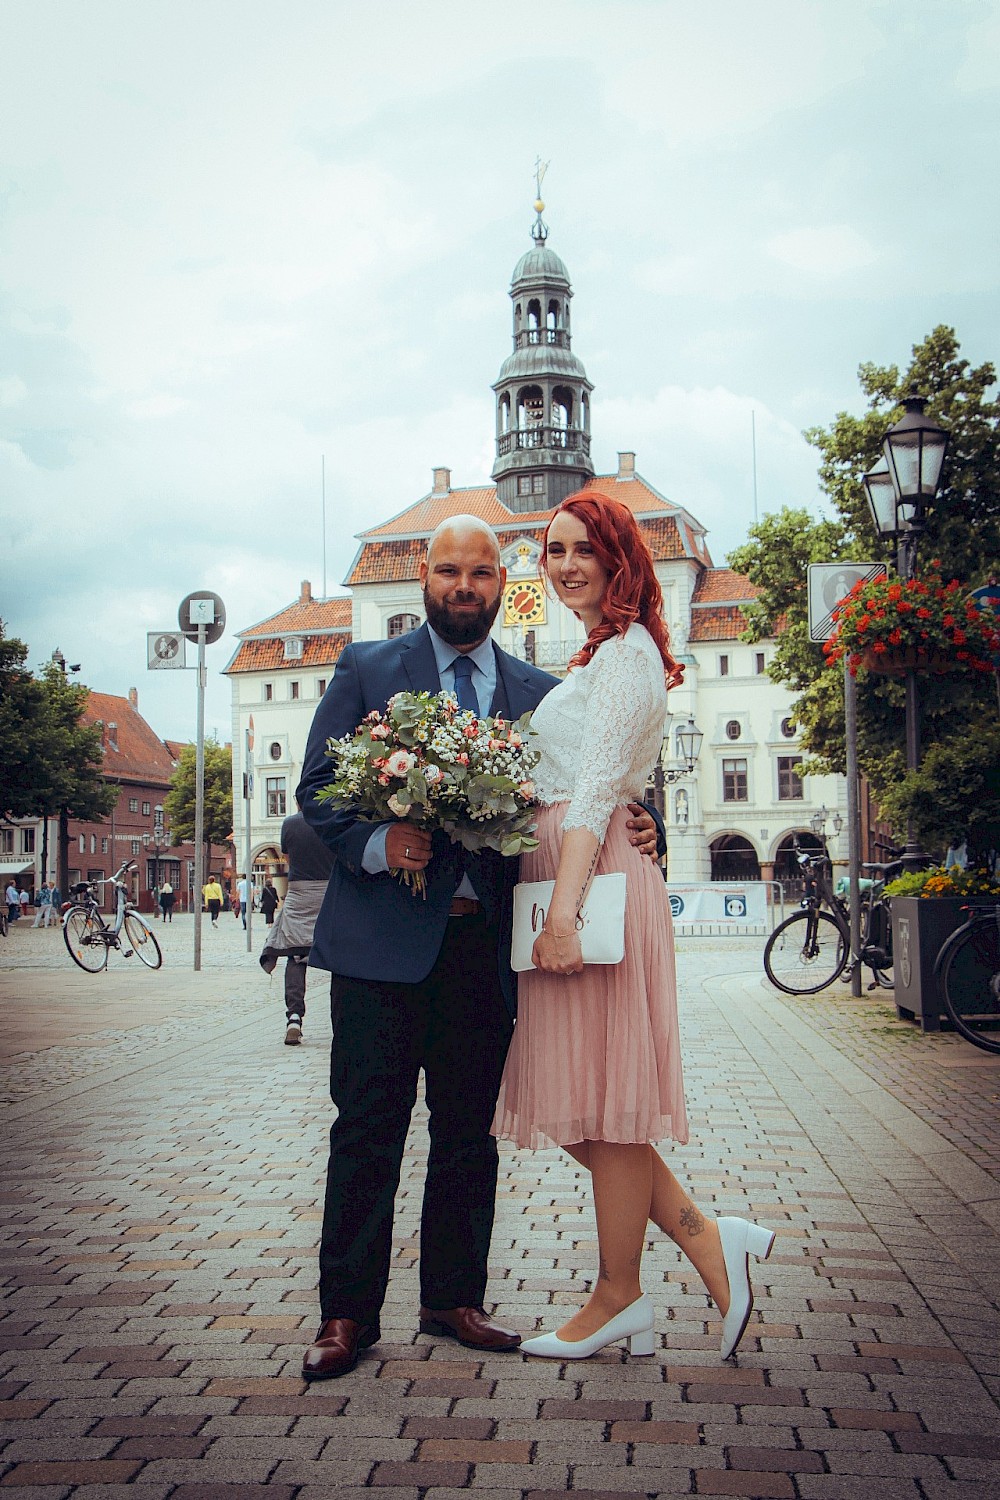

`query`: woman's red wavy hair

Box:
[541,490,684,688]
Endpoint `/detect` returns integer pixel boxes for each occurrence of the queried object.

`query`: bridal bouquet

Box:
[318,689,540,893]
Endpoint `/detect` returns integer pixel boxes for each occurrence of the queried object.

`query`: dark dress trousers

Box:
[296,625,556,1326]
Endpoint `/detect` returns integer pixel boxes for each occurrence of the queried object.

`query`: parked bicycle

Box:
[934,901,1000,1054]
[763,842,901,996]
[62,861,162,973]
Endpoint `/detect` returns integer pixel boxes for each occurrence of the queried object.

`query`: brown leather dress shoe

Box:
[418,1305,521,1351]
[301,1317,380,1380]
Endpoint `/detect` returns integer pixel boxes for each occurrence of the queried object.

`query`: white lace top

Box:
[530,624,670,843]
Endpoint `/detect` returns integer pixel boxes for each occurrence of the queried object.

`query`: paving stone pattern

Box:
[1,917,998,1496]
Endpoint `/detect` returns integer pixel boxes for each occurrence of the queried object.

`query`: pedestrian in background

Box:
[159,880,174,922]
[203,876,224,926]
[236,874,252,929]
[260,879,280,926]
[260,808,334,1046]
[31,882,57,928]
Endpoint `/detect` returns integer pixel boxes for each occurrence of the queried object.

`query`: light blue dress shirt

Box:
[361,628,497,897]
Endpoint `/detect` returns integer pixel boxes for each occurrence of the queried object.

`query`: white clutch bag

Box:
[511,872,627,973]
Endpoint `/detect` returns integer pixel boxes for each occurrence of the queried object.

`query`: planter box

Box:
[891,896,970,1032]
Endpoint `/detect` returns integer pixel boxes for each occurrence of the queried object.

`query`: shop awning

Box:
[0,860,34,878]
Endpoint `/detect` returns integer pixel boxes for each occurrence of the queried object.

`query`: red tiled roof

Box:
[689,605,752,641]
[347,539,427,587]
[357,473,703,537]
[691,567,758,604]
[641,515,687,561]
[226,636,350,675]
[82,692,177,786]
[240,594,352,637]
[349,506,697,586]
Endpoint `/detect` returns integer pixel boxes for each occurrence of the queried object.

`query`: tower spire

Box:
[532,156,549,245]
[491,175,594,514]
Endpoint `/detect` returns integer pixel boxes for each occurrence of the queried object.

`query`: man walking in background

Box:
[260,805,334,1046]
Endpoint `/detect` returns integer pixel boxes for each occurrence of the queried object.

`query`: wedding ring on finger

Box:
[405,847,412,859]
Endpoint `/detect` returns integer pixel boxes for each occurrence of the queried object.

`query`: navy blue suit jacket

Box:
[296,625,557,1013]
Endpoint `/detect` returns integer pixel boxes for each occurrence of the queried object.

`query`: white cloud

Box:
[0,0,994,741]
[766,225,879,277]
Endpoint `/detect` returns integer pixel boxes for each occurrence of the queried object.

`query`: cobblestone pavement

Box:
[1,917,998,1498]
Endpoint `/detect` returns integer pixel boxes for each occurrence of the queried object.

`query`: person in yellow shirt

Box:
[203,877,224,927]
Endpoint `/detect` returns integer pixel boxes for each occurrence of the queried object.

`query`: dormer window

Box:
[284,637,303,661]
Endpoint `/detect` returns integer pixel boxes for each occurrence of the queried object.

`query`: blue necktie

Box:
[452,654,480,715]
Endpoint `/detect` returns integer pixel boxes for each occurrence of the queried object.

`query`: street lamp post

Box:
[809,806,844,841]
[862,391,949,874]
[650,716,704,818]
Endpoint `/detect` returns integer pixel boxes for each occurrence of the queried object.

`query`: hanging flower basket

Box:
[822,563,1000,678]
[856,646,953,676]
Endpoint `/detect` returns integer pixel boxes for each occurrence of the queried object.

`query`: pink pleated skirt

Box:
[493,803,690,1151]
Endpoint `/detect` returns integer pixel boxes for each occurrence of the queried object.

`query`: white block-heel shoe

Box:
[521,1293,655,1360]
[718,1217,775,1360]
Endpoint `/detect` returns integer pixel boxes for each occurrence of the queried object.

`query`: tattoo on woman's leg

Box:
[679,1205,705,1237]
[599,1257,611,1282]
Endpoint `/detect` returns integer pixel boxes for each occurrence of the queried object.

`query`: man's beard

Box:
[422,585,502,647]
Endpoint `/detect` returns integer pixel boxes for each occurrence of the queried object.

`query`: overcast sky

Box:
[2,0,997,741]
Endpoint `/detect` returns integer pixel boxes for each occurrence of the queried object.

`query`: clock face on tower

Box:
[503,579,546,626]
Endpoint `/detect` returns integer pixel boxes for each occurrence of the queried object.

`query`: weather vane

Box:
[532,156,550,243]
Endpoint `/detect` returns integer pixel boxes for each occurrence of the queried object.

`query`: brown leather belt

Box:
[449,897,482,917]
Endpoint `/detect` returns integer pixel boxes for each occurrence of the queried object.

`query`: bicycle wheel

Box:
[63,909,109,973]
[936,914,1000,1054]
[764,910,848,995]
[123,912,163,970]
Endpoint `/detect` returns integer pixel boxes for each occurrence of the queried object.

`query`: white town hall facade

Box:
[226,216,846,895]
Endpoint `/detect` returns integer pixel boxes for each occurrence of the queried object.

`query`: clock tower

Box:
[491,194,595,514]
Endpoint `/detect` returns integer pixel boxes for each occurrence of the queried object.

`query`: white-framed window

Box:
[317,678,327,696]
[719,654,730,677]
[101,837,109,854]
[777,756,804,801]
[142,801,151,816]
[290,681,300,700]
[130,838,141,856]
[0,830,12,854]
[128,798,139,813]
[723,757,748,802]
[266,777,287,818]
[264,683,273,701]
[21,828,35,853]
[755,652,766,674]
[387,613,420,639]
[79,834,85,853]
[284,637,303,660]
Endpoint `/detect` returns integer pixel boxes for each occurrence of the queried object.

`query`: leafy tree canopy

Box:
[164,739,234,853]
[728,327,1000,858]
[0,625,117,824]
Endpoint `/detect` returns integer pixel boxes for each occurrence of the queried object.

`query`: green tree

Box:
[728,327,1000,859]
[0,626,118,890]
[0,628,49,816]
[164,739,234,876]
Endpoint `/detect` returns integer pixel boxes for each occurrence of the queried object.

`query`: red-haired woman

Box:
[493,491,774,1362]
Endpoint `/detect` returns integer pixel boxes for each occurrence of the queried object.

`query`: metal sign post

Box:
[193,621,207,972]
[808,564,887,996]
[177,592,226,973]
[244,718,254,953]
[844,661,862,997]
